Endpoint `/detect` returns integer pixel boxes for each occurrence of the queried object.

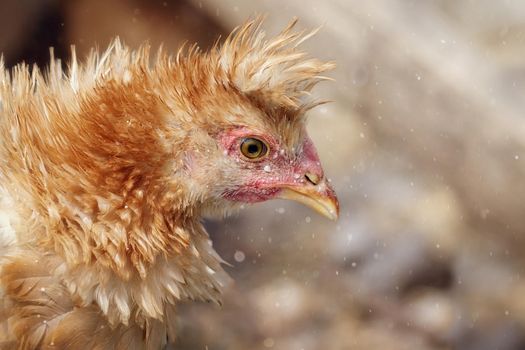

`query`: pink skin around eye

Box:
[218,127,325,203]
[217,127,278,157]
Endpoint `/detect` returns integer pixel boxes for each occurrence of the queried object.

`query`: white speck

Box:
[416,75,421,81]
[436,243,441,249]
[276,207,286,214]
[40,287,46,292]
[514,155,519,160]
[360,132,365,138]
[293,173,301,180]
[305,216,311,223]
[505,310,510,316]
[234,250,245,262]
[263,165,271,172]
[279,149,285,155]
[351,262,357,267]
[263,338,274,348]
[440,39,447,44]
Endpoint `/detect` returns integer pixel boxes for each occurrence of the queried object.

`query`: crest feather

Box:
[218,17,335,112]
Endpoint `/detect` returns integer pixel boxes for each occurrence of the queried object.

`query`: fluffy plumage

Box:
[0,18,336,349]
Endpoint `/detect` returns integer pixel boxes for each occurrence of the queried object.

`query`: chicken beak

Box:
[277,179,339,220]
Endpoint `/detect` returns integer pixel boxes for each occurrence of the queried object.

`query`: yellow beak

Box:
[277,180,339,220]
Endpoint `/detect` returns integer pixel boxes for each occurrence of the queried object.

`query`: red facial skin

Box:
[218,127,327,203]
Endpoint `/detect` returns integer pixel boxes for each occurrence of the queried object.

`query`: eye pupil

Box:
[240,138,268,160]
[247,144,259,154]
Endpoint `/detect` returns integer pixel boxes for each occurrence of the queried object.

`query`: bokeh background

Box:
[2,1,525,349]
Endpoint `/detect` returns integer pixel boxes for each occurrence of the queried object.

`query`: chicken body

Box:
[0,18,337,349]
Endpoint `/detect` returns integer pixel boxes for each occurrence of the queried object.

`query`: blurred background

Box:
[2,0,525,349]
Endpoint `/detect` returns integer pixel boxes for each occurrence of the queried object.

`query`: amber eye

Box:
[240,138,268,159]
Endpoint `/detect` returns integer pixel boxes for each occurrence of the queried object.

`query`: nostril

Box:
[305,172,320,185]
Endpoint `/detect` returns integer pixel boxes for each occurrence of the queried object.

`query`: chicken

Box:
[0,17,338,349]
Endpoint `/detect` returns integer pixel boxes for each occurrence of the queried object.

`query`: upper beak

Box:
[277,175,339,220]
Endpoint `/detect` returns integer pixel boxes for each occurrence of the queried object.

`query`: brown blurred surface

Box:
[2,1,525,349]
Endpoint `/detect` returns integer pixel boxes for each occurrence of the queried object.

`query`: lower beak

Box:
[277,180,339,220]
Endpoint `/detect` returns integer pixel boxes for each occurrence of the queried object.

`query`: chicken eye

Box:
[240,138,268,159]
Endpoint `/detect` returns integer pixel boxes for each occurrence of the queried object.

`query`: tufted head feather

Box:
[217,16,335,114]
